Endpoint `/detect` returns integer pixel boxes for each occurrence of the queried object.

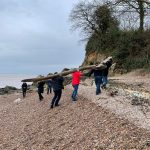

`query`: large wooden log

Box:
[21,57,112,82]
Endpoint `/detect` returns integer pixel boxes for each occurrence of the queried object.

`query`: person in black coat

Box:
[50,75,64,108]
[37,81,45,101]
[22,82,27,98]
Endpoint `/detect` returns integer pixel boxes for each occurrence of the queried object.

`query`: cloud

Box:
[0,0,85,74]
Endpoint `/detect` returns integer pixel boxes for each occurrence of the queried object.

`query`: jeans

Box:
[72,84,79,101]
[51,89,62,107]
[94,76,103,95]
[102,76,108,86]
[47,86,52,94]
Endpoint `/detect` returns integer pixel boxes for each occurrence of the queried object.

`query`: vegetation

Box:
[69,0,150,72]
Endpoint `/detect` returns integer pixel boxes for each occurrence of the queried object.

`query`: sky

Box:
[0,0,85,75]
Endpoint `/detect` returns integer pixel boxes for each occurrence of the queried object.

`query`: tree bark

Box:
[138,0,144,32]
[22,57,112,82]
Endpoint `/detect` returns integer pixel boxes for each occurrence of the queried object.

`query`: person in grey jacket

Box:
[50,75,64,108]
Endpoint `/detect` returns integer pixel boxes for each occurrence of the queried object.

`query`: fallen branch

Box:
[22,56,112,82]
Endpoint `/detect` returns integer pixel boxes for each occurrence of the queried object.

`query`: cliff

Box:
[82,51,105,66]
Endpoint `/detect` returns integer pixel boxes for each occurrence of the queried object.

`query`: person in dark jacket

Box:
[46,80,52,94]
[89,67,103,95]
[50,75,64,108]
[37,81,45,101]
[22,82,27,98]
[101,59,112,89]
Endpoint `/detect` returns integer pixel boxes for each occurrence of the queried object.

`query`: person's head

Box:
[108,58,113,64]
[110,58,113,62]
[95,62,99,65]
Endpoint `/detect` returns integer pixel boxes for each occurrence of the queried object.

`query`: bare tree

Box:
[69,1,97,37]
[111,0,150,31]
[69,0,119,38]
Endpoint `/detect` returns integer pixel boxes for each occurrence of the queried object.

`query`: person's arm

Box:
[61,77,64,89]
[88,69,94,77]
[107,61,112,68]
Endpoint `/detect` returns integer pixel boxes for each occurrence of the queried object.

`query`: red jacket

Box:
[72,71,82,85]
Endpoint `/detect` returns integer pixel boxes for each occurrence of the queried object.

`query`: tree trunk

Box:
[138,0,144,32]
[22,57,112,82]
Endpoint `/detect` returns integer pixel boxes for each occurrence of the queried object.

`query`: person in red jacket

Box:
[71,70,82,101]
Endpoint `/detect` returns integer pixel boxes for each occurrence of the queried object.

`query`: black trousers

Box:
[51,90,62,106]
[47,86,52,94]
[22,89,27,98]
[38,92,44,100]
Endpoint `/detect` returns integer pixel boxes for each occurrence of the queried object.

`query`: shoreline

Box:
[0,74,35,89]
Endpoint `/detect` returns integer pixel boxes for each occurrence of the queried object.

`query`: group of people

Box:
[36,72,64,109]
[89,59,112,95]
[21,79,52,100]
[21,58,112,109]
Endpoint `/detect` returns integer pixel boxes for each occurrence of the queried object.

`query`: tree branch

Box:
[21,57,112,82]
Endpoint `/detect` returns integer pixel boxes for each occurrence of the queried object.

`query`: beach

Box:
[0,72,150,149]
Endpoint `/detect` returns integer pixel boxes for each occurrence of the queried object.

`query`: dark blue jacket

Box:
[38,81,45,93]
[89,69,103,77]
[22,83,27,91]
[52,76,64,91]
[47,80,52,88]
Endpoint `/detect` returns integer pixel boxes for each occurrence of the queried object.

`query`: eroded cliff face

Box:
[82,51,105,66]
[82,51,117,74]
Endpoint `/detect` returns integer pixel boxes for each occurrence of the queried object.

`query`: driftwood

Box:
[22,57,112,82]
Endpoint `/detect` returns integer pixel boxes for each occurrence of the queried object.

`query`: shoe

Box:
[102,85,106,89]
[55,104,60,107]
[103,86,107,90]
[40,97,44,101]
[96,92,101,95]
[72,99,77,102]
[50,105,53,109]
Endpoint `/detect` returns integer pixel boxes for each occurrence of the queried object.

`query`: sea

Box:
[0,74,35,89]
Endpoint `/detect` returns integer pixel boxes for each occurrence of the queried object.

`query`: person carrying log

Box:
[89,62,103,95]
[71,69,83,101]
[22,82,27,98]
[46,79,52,94]
[101,58,113,89]
[50,73,64,108]
[37,81,45,101]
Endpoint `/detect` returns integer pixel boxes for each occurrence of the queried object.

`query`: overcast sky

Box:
[0,0,85,75]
